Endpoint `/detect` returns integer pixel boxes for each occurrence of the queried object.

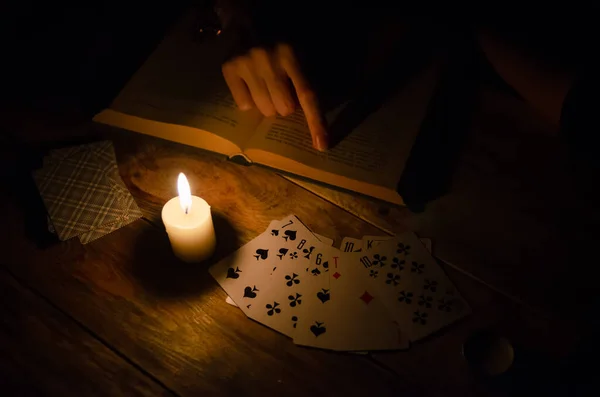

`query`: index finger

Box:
[278,46,328,151]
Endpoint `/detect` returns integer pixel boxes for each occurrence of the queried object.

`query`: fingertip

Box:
[314,133,329,152]
[278,103,295,117]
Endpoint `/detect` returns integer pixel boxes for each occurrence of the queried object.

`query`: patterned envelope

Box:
[32,141,143,244]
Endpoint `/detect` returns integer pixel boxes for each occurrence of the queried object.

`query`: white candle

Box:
[161,173,216,263]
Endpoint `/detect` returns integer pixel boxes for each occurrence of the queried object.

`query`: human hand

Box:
[221,43,329,151]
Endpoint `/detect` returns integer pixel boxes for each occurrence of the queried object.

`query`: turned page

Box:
[245,66,438,188]
[103,12,263,153]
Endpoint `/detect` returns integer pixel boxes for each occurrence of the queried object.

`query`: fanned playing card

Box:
[293,247,407,351]
[213,220,466,351]
[359,232,470,342]
[210,215,320,318]
[245,230,335,337]
[210,219,284,313]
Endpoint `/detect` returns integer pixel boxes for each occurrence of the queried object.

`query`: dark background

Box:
[2,2,193,116]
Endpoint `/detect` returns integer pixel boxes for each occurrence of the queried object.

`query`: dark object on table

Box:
[463,330,515,378]
[463,327,600,396]
[397,31,477,212]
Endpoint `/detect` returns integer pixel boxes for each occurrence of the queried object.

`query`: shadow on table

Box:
[466,322,600,397]
[131,211,240,299]
[478,346,596,396]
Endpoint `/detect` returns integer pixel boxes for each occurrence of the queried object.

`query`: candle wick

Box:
[185,207,189,215]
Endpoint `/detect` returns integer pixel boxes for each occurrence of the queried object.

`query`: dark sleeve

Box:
[215,1,389,58]
[215,0,320,56]
[560,70,600,170]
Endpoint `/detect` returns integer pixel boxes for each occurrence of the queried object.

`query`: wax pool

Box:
[161,195,216,263]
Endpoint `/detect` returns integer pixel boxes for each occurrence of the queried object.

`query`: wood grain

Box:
[0,111,582,396]
[0,267,171,397]
[0,190,427,397]
[283,87,600,318]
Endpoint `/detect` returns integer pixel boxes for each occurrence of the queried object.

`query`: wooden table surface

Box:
[0,84,593,396]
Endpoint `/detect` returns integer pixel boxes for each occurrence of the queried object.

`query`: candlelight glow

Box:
[177,173,192,214]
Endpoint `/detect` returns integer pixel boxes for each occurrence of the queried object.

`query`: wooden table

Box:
[0,84,592,396]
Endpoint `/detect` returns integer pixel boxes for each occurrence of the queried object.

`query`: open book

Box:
[94,13,438,206]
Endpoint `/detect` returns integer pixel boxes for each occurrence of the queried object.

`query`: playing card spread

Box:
[212,220,468,352]
[32,141,143,244]
[359,232,471,342]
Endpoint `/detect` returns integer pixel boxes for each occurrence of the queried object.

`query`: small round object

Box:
[463,330,515,377]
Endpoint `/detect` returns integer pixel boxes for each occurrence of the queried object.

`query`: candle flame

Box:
[177,173,192,214]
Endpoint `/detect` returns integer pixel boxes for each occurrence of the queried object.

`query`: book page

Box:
[245,66,438,189]
[109,12,263,150]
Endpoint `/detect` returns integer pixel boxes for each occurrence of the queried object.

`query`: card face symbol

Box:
[360,256,372,268]
[291,316,298,328]
[302,246,314,259]
[254,249,269,260]
[310,321,326,337]
[423,279,438,292]
[413,311,428,325]
[277,248,289,259]
[271,229,279,236]
[288,293,302,307]
[285,273,300,286]
[385,273,400,286]
[391,257,405,270]
[372,254,387,267]
[243,285,259,298]
[411,261,425,274]
[316,289,330,303]
[397,291,413,304]
[438,298,453,312]
[283,230,297,241]
[310,268,321,276]
[418,295,433,308]
[396,243,411,255]
[359,291,374,305]
[226,267,241,279]
[266,302,281,316]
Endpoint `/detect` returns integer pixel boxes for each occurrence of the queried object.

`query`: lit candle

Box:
[161,173,216,263]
